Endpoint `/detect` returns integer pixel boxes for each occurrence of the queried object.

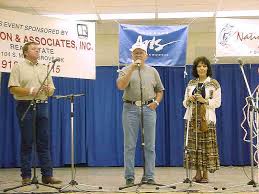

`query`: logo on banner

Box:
[119,24,188,66]
[77,24,88,39]
[131,35,180,54]
[218,24,235,47]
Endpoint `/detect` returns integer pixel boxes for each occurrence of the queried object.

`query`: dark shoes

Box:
[141,177,148,183]
[126,178,134,185]
[126,177,155,186]
[22,178,31,185]
[42,176,62,184]
[147,179,156,184]
[141,177,156,184]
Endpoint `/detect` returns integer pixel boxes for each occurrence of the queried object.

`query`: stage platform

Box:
[0,166,259,193]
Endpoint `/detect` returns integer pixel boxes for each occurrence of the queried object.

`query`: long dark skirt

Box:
[183,108,220,173]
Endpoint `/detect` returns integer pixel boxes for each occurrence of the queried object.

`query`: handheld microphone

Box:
[135,59,141,67]
[52,58,60,63]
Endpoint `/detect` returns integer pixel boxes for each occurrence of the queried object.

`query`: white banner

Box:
[216,18,259,57]
[0,9,95,79]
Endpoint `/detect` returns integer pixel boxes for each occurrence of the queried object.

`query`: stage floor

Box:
[0,166,259,193]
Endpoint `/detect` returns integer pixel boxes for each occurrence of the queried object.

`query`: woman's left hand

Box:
[194,94,207,103]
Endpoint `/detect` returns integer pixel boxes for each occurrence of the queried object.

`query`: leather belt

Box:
[124,99,155,106]
[35,100,48,104]
[17,100,48,104]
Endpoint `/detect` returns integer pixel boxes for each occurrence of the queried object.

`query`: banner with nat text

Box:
[216,18,259,57]
[0,9,95,79]
[119,24,188,66]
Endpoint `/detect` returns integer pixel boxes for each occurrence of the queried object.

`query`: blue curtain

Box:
[0,64,258,167]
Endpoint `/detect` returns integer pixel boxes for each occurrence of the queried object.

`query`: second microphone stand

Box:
[119,65,166,191]
[222,62,258,191]
[53,94,102,192]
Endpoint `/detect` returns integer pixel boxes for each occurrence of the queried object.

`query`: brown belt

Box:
[17,100,48,104]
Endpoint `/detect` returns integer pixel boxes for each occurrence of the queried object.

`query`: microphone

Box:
[135,59,141,67]
[52,58,60,63]
[237,58,244,66]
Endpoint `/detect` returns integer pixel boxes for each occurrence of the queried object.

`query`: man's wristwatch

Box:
[154,100,159,106]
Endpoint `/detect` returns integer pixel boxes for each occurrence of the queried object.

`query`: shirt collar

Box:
[197,76,211,83]
[25,59,38,66]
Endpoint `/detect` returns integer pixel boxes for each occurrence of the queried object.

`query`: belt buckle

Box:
[35,100,47,104]
[135,101,142,107]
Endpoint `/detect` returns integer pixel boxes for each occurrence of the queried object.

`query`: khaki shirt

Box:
[118,64,164,101]
[8,59,55,100]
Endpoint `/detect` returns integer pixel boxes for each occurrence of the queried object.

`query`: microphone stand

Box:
[119,65,166,191]
[222,62,258,191]
[157,87,217,192]
[52,94,103,192]
[4,60,60,192]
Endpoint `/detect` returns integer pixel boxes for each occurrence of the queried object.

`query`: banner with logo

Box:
[119,24,188,66]
[216,18,259,57]
[0,9,95,79]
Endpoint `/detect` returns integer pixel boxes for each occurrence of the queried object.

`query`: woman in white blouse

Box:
[183,56,221,183]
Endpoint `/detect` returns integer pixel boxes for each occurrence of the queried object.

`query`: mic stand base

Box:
[119,181,169,191]
[248,179,257,186]
[59,179,102,192]
[155,168,218,192]
[183,177,191,183]
[222,179,257,190]
[3,177,60,192]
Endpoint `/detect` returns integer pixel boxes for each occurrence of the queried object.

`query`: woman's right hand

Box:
[188,95,195,103]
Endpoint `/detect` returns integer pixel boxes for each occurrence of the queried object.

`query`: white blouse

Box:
[183,76,221,123]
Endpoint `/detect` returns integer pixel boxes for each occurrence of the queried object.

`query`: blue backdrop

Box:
[0,64,258,168]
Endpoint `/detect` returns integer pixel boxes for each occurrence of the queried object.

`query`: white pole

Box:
[256,89,259,183]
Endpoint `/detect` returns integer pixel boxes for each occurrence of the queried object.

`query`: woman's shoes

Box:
[192,176,201,182]
[199,178,208,183]
[192,176,208,183]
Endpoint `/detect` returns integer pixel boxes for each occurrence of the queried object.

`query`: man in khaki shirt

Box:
[8,42,61,185]
[117,42,164,186]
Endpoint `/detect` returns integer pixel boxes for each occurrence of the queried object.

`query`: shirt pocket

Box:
[37,69,48,84]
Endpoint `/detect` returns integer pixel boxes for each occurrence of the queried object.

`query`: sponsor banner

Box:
[0,9,95,79]
[216,18,259,57]
[119,24,188,66]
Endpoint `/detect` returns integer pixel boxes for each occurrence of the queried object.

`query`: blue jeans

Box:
[16,101,53,178]
[122,103,156,180]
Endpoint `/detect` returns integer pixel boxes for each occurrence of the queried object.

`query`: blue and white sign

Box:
[119,24,188,66]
